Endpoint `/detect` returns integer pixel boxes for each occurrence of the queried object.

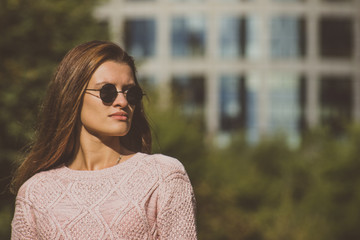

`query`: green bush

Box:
[0,0,109,238]
[1,1,360,238]
[148,102,360,240]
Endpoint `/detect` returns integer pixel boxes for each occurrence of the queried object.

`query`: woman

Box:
[11,40,197,239]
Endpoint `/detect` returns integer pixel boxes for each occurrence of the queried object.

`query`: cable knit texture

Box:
[11,153,197,240]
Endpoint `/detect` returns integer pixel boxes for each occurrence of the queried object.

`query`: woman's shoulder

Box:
[139,153,188,179]
[16,167,64,201]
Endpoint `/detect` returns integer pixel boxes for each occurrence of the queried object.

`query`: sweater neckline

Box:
[59,152,145,179]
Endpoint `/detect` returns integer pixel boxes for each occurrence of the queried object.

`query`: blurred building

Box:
[95,0,360,145]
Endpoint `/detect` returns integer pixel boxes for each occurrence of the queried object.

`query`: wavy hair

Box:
[11,40,152,194]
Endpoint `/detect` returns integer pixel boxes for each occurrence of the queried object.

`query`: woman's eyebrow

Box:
[124,83,136,87]
[94,81,110,87]
[94,81,136,88]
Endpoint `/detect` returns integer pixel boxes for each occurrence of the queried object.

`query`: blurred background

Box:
[1,0,360,239]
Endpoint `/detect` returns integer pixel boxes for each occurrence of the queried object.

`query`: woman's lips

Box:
[109,112,128,121]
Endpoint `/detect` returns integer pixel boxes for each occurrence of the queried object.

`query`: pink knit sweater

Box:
[11,153,197,239]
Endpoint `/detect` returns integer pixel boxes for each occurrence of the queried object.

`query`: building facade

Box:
[95,0,360,145]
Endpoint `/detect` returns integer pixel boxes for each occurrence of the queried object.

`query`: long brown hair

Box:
[11,40,152,194]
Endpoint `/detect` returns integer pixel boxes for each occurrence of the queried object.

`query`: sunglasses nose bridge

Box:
[112,90,128,105]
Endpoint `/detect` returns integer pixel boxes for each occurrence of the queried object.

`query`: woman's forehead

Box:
[89,61,135,86]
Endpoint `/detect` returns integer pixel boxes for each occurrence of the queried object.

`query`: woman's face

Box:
[80,61,136,138]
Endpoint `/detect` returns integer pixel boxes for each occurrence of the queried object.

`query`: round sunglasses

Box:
[86,84,144,105]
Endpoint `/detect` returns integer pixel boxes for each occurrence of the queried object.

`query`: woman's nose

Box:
[112,92,128,107]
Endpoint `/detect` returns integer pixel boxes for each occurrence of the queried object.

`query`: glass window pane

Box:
[219,17,242,58]
[168,0,204,1]
[171,16,206,57]
[322,0,352,2]
[219,16,260,59]
[246,16,261,59]
[220,75,246,131]
[217,0,254,1]
[270,16,306,59]
[124,19,156,58]
[272,0,304,2]
[319,17,353,59]
[320,76,353,135]
[246,73,261,143]
[171,75,205,115]
[267,73,306,145]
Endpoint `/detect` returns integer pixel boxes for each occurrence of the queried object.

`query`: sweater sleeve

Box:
[11,186,37,240]
[156,169,197,240]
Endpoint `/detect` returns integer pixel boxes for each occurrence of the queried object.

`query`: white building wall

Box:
[94,0,360,143]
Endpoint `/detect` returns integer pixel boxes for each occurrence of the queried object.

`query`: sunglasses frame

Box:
[86,83,144,105]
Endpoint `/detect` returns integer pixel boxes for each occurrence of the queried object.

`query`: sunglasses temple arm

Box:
[85,89,100,91]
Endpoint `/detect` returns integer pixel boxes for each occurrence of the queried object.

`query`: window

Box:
[216,0,244,1]
[124,19,156,58]
[267,73,306,145]
[171,16,206,57]
[245,73,261,143]
[219,0,254,1]
[319,17,353,59]
[220,17,242,58]
[246,16,261,59]
[171,75,205,115]
[320,76,353,135]
[219,16,260,59]
[272,0,304,2]
[168,0,204,1]
[270,16,306,59]
[322,0,352,2]
[220,75,246,131]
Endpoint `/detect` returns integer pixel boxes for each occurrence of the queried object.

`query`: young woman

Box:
[11,40,197,239]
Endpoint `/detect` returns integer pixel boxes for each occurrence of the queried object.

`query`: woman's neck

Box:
[68,126,133,171]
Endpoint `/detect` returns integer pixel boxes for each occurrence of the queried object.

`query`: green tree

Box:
[148,103,360,240]
[2,1,360,239]
[0,0,109,237]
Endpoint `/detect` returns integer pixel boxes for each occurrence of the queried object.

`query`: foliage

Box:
[1,1,360,239]
[148,101,360,240]
[0,0,108,158]
[0,0,109,238]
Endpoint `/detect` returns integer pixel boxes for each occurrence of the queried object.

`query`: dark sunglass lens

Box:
[100,84,117,103]
[127,86,143,105]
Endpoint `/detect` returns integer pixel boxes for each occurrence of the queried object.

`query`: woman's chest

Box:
[33,183,159,239]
